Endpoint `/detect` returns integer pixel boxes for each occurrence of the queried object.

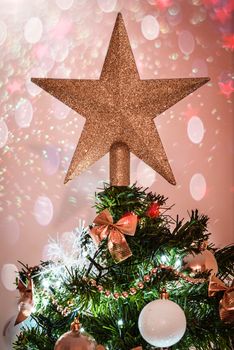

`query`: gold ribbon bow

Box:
[208,275,234,324]
[90,209,137,263]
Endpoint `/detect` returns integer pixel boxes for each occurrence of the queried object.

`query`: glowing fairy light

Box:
[54,279,62,289]
[42,219,97,286]
[174,258,182,269]
[117,319,124,327]
[42,299,49,308]
[161,255,168,263]
[42,279,50,289]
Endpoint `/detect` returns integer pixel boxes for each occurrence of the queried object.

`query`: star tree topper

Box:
[32,13,209,186]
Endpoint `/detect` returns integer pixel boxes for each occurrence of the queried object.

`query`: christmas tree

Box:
[13,184,234,350]
[11,13,233,350]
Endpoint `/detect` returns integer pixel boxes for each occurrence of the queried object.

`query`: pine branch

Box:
[14,185,234,350]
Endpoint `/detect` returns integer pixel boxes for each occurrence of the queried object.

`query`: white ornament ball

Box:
[138,299,186,347]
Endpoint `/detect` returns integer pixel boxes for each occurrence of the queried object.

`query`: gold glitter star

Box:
[32,13,209,185]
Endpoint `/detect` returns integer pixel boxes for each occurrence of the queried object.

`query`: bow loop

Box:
[209,275,234,324]
[90,209,137,263]
[93,209,114,226]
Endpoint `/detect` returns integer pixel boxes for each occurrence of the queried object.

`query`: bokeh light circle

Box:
[1,264,18,291]
[40,55,55,74]
[167,4,182,26]
[42,145,60,176]
[187,116,204,144]
[0,21,7,46]
[168,3,180,16]
[56,0,74,10]
[24,17,43,44]
[97,0,117,12]
[136,161,156,187]
[192,59,208,76]
[77,0,88,4]
[141,15,160,40]
[27,67,45,96]
[1,216,20,245]
[178,30,195,55]
[33,196,54,226]
[0,120,8,148]
[15,98,33,128]
[190,173,206,201]
[50,39,69,63]
[52,99,71,120]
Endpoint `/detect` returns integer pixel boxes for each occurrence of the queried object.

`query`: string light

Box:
[174,258,182,269]
[117,319,124,327]
[42,279,50,289]
[37,263,207,318]
[86,263,206,299]
[161,255,168,263]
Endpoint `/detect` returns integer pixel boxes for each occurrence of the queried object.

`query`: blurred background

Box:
[0,0,233,348]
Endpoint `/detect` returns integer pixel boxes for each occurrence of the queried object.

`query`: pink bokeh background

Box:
[0,0,233,348]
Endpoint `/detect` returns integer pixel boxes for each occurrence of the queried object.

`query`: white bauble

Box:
[138,299,186,347]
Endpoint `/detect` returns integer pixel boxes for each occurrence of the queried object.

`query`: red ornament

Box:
[146,202,160,219]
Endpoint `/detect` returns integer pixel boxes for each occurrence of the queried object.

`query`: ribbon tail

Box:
[15,278,34,326]
[108,230,132,263]
[15,311,29,326]
[208,275,227,297]
[219,287,234,324]
[14,298,34,326]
